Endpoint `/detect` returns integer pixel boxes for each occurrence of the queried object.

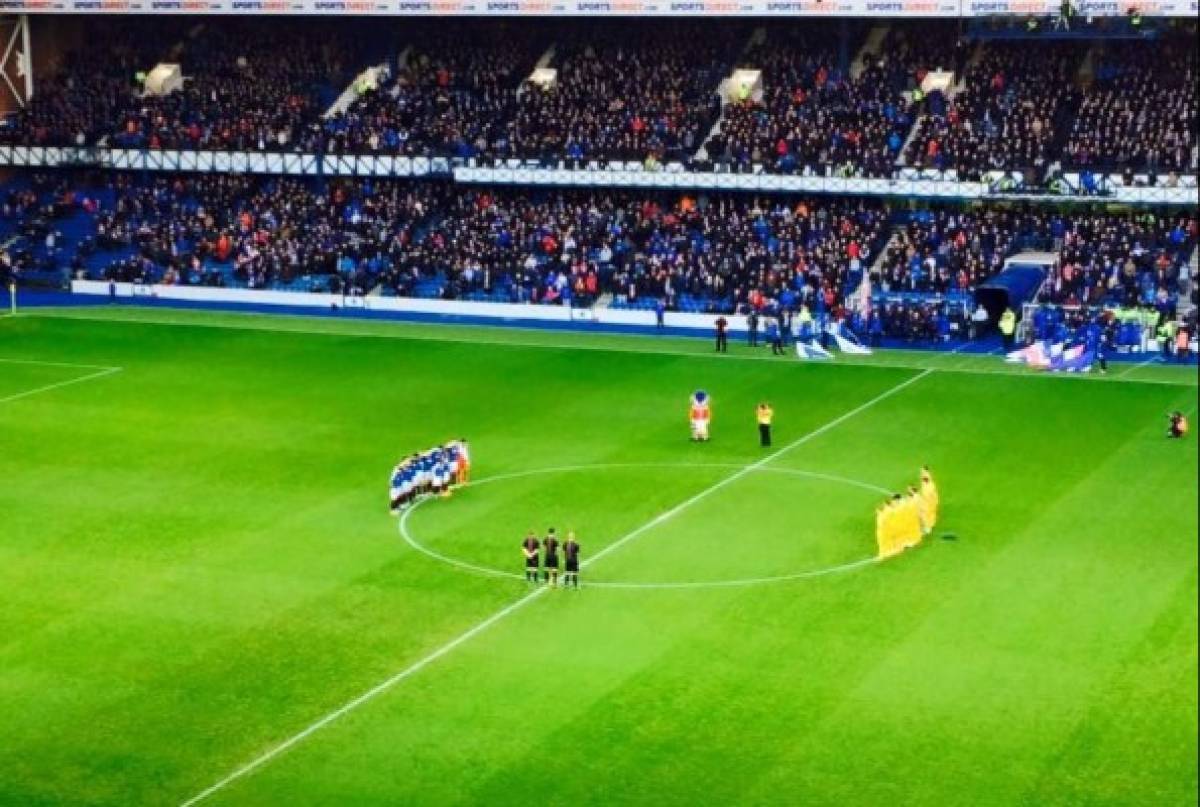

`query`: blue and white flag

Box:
[1007,341,1093,372]
[796,341,833,360]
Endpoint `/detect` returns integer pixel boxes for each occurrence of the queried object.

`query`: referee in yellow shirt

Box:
[756,402,774,447]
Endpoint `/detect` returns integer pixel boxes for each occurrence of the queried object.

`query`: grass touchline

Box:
[3,313,1194,806]
[16,309,1196,388]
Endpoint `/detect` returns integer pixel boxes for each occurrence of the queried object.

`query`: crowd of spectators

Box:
[703,24,966,178]
[1,173,99,284]
[605,193,889,313]
[1062,40,1197,174]
[0,21,356,152]
[6,170,1194,342]
[319,24,546,158]
[864,207,1038,343]
[855,300,961,344]
[873,208,1029,294]
[319,21,745,164]
[0,21,167,148]
[108,21,355,152]
[9,174,889,312]
[507,23,743,165]
[1040,211,1196,309]
[2,182,54,222]
[863,207,1197,342]
[905,43,1084,180]
[2,22,1196,181]
[82,174,443,292]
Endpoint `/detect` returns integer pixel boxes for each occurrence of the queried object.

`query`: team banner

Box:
[3,0,1194,14]
[1005,341,1097,372]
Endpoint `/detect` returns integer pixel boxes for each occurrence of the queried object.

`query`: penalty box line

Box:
[179,368,933,806]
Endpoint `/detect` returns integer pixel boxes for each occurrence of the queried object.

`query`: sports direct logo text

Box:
[573,0,645,10]
[863,0,952,11]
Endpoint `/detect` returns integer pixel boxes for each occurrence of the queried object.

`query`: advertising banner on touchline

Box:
[1,0,1193,14]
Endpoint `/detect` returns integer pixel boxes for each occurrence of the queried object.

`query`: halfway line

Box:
[0,366,123,405]
[0,356,122,371]
[586,370,932,567]
[179,369,933,806]
[1116,355,1159,378]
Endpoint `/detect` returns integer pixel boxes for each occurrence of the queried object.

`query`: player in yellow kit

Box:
[896,490,923,550]
[876,497,899,558]
[914,484,934,536]
[919,465,938,529]
[876,466,940,559]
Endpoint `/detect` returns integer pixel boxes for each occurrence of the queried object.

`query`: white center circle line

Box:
[397,463,886,590]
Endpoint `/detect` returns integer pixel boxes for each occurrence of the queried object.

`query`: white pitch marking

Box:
[0,356,122,371]
[1117,355,1159,378]
[0,366,123,405]
[588,555,881,589]
[25,310,1195,388]
[178,586,553,807]
[178,370,931,806]
[398,463,890,589]
[584,370,931,569]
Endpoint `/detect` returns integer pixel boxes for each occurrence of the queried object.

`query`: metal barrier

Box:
[1,145,1196,206]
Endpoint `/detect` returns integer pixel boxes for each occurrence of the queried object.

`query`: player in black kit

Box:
[542,528,561,587]
[521,530,540,583]
[563,531,581,589]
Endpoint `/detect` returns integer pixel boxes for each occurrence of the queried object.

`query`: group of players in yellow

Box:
[876,466,939,559]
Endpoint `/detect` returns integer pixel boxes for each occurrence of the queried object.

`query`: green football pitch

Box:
[1,306,1196,807]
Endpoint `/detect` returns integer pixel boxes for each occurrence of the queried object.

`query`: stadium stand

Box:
[602,193,889,314]
[0,20,363,151]
[506,22,745,165]
[904,42,1085,180]
[319,23,547,158]
[2,174,888,311]
[874,208,1029,295]
[0,20,168,147]
[701,23,966,178]
[108,21,355,152]
[1,18,1195,359]
[1062,40,1197,175]
[1040,212,1196,308]
[5,171,1193,330]
[2,21,1195,187]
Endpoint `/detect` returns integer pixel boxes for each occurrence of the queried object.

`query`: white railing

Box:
[0,146,450,177]
[2,145,1196,206]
